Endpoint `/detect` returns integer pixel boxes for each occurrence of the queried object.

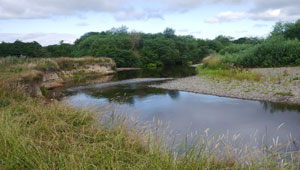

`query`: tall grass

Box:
[198,55,263,81]
[0,84,299,169]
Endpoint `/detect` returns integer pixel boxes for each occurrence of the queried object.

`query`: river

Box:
[63,66,300,150]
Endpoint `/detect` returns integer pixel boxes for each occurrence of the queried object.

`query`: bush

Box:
[146,63,157,69]
[296,58,300,66]
[219,44,252,55]
[186,61,193,66]
[229,36,300,67]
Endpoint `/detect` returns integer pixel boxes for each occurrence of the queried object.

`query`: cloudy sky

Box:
[0,0,299,46]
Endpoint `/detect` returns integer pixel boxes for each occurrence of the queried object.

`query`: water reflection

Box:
[115,66,197,80]
[260,101,300,113]
[76,84,179,105]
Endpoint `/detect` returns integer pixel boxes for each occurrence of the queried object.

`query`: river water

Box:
[64,67,300,150]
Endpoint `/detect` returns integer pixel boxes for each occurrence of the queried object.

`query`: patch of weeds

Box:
[72,71,95,79]
[243,89,251,93]
[283,70,288,76]
[40,86,48,97]
[36,60,59,71]
[10,105,28,116]
[21,70,44,83]
[8,67,23,73]
[276,77,282,84]
[292,77,299,81]
[104,58,111,62]
[198,68,263,82]
[274,92,294,97]
[0,99,11,107]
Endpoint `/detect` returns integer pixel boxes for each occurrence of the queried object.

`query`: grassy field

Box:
[0,57,299,169]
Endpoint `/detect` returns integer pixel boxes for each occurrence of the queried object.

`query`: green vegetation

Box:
[0,41,48,58]
[1,19,299,69]
[198,68,263,82]
[39,86,48,97]
[0,85,299,169]
[0,27,210,68]
[274,92,294,97]
[217,19,300,68]
[0,57,299,169]
[194,19,300,85]
[198,56,263,81]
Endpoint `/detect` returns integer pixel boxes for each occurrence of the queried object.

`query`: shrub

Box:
[230,36,300,68]
[147,63,157,69]
[186,61,193,66]
[219,44,252,55]
[296,58,300,66]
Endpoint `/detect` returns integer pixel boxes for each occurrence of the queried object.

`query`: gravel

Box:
[150,67,300,105]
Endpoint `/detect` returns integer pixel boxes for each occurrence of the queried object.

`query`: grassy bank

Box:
[1,86,300,169]
[0,58,299,169]
[198,55,263,82]
[0,56,115,83]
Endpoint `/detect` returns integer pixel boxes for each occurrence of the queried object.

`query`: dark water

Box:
[65,66,300,149]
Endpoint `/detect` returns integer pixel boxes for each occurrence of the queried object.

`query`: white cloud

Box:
[0,0,299,22]
[0,0,167,21]
[0,33,79,46]
[205,8,300,23]
[113,9,163,21]
[0,0,130,19]
[205,11,247,23]
[157,0,243,11]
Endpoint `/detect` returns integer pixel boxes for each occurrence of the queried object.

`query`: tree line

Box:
[0,19,299,68]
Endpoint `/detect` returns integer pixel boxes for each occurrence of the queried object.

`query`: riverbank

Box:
[0,57,116,97]
[151,67,300,105]
[0,58,299,169]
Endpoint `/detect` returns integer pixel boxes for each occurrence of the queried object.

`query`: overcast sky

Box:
[0,0,299,46]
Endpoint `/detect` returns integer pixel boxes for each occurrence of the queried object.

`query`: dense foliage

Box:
[0,27,210,68]
[71,27,210,67]
[218,19,300,67]
[0,41,48,58]
[46,41,74,58]
[1,19,300,68]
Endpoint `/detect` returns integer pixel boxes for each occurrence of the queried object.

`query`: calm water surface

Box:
[65,67,300,148]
